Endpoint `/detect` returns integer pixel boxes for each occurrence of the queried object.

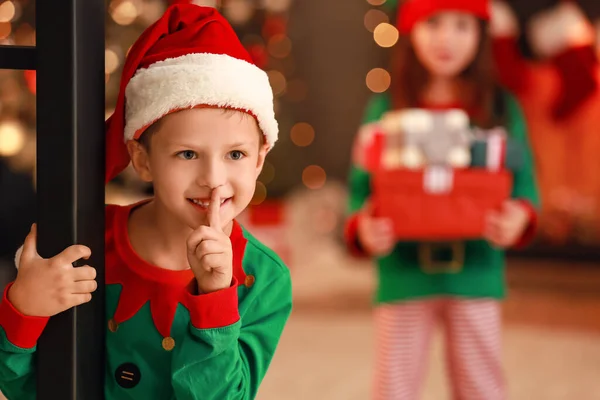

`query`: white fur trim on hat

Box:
[124,53,278,148]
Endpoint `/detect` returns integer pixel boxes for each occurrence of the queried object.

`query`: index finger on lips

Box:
[208,187,222,231]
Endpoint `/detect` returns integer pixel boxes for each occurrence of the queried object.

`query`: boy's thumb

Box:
[21,223,38,261]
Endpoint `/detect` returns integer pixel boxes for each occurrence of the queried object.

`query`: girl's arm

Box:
[344,94,391,256]
[504,92,541,248]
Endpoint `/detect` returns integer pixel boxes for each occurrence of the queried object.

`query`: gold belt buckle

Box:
[419,241,464,274]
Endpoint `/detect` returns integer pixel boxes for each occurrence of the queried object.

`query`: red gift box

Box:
[372,168,513,240]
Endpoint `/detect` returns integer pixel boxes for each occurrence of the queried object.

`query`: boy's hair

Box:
[137,109,265,151]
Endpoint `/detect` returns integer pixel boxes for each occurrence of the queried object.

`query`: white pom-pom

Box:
[490,1,519,38]
[445,109,469,131]
[400,109,433,135]
[381,148,405,169]
[447,146,471,168]
[14,244,23,270]
[401,146,425,169]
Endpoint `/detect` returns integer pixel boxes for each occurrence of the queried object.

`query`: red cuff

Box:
[344,214,369,257]
[512,200,538,249]
[0,283,49,349]
[186,277,240,330]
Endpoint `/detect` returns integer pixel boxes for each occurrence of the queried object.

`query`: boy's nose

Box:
[196,159,226,188]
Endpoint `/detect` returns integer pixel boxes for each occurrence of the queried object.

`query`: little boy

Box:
[0,4,292,399]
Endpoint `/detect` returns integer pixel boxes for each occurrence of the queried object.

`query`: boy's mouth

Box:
[188,198,230,209]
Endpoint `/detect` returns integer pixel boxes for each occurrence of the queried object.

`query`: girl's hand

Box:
[484,200,530,248]
[357,203,395,256]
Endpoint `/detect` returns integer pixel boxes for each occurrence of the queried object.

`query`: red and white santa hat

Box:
[398,0,490,33]
[105,4,278,183]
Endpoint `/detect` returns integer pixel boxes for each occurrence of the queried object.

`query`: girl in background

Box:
[345,1,539,399]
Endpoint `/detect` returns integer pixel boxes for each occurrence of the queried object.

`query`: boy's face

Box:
[129,107,268,231]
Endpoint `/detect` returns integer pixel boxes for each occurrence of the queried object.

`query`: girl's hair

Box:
[390,19,502,128]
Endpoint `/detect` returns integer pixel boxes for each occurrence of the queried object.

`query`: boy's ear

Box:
[255,143,269,178]
[126,140,153,182]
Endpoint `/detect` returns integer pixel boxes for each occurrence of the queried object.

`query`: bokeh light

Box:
[290,122,315,147]
[374,22,399,48]
[366,68,391,93]
[302,165,326,190]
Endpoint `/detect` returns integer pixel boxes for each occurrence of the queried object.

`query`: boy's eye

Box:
[177,150,197,160]
[228,150,245,161]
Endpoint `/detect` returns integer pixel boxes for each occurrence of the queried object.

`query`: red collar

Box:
[106,202,247,337]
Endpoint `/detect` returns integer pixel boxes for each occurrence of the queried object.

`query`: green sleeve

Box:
[348,166,372,213]
[504,93,541,208]
[362,93,392,124]
[0,328,36,400]
[347,93,391,213]
[170,263,292,399]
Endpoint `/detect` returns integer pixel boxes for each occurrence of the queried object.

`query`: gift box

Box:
[470,128,525,172]
[371,168,513,240]
[369,109,519,241]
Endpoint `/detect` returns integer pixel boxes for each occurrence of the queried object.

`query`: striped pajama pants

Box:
[372,298,505,400]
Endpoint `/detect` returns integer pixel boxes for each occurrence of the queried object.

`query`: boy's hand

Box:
[484,200,530,248]
[357,202,395,257]
[8,224,97,317]
[187,188,233,294]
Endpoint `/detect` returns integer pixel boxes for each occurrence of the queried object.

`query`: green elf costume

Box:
[0,4,291,400]
[347,95,539,400]
[345,91,541,303]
